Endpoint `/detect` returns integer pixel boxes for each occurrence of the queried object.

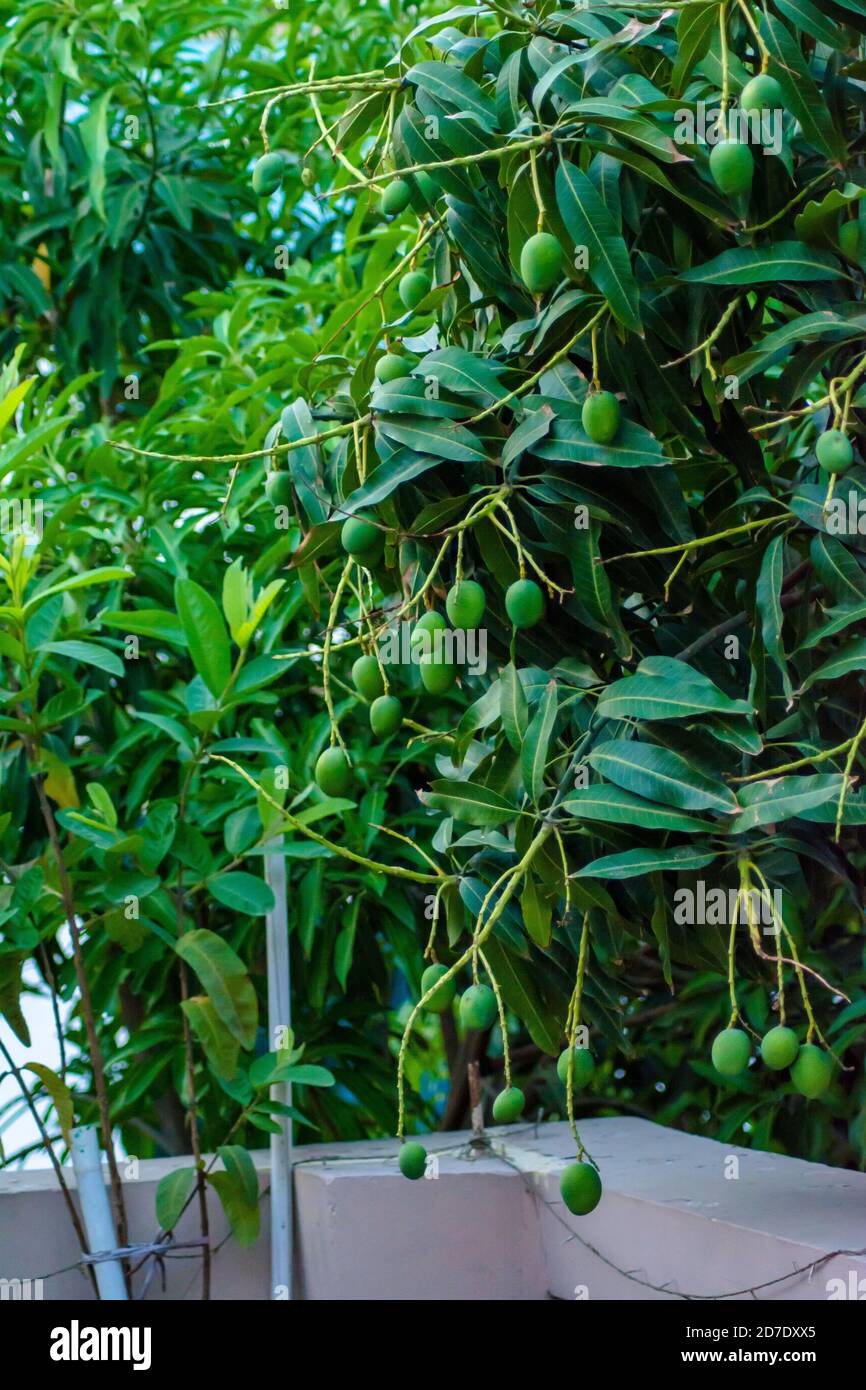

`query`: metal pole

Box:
[265,840,292,1299]
[70,1124,128,1300]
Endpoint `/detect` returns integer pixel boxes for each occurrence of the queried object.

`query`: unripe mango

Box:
[505,578,544,629]
[420,963,456,1014]
[791,1044,833,1099]
[739,74,783,115]
[557,1047,596,1090]
[560,1161,602,1216]
[252,150,289,196]
[760,1026,799,1071]
[520,232,563,294]
[398,1141,427,1180]
[816,429,854,475]
[459,983,497,1030]
[582,390,621,445]
[380,178,412,216]
[351,654,384,701]
[315,746,351,797]
[419,652,456,694]
[341,513,381,558]
[370,694,403,737]
[399,271,431,311]
[265,471,293,506]
[445,580,486,629]
[375,353,412,384]
[711,1027,751,1077]
[709,139,754,195]
[492,1087,525,1123]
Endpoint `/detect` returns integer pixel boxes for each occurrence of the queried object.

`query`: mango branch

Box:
[208,754,445,883]
[201,73,396,109]
[314,214,446,359]
[734,0,771,74]
[731,737,857,783]
[661,296,742,370]
[322,132,558,200]
[307,60,367,183]
[743,861,850,1006]
[743,168,835,234]
[564,913,591,1159]
[469,306,608,426]
[489,503,571,597]
[322,559,354,754]
[478,946,511,1089]
[396,823,554,1137]
[833,712,866,843]
[749,350,866,434]
[604,515,784,564]
[110,415,368,465]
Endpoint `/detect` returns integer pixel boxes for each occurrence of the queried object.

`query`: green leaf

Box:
[180,996,240,1080]
[80,88,112,221]
[0,377,35,433]
[556,160,642,332]
[500,663,528,752]
[0,955,29,1046]
[404,61,497,126]
[799,638,866,692]
[535,416,668,468]
[26,1063,74,1141]
[217,1145,259,1207]
[414,347,507,401]
[24,567,133,615]
[588,740,738,814]
[571,520,630,654]
[174,577,232,700]
[281,398,327,525]
[671,2,717,93]
[727,775,843,833]
[208,871,275,917]
[100,608,187,645]
[756,536,793,703]
[521,679,557,803]
[775,0,850,47]
[798,601,866,651]
[809,534,866,603]
[520,874,554,948]
[206,1169,260,1248]
[222,558,250,644]
[577,844,720,880]
[427,779,519,827]
[175,929,258,1049]
[38,639,124,677]
[760,12,847,161]
[562,784,715,832]
[156,1167,197,1232]
[680,243,843,286]
[597,663,752,722]
[341,449,441,513]
[269,1063,335,1087]
[376,416,486,464]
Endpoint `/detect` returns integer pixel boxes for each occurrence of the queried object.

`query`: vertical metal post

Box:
[70,1124,128,1300]
[265,840,292,1299]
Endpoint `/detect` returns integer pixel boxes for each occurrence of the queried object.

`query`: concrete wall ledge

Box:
[1,1118,864,1300]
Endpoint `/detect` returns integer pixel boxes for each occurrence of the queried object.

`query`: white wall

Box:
[1,1119,865,1301]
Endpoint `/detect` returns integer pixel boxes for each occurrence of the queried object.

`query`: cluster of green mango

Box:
[712,1025,834,1098]
[399,971,603,1213]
